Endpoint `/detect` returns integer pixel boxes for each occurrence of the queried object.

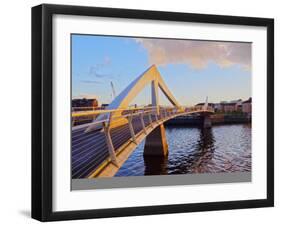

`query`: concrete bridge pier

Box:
[202,115,212,129]
[144,124,168,156]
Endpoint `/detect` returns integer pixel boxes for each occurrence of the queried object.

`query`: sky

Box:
[72,34,251,106]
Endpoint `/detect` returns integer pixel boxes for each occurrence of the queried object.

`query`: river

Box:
[115,124,252,176]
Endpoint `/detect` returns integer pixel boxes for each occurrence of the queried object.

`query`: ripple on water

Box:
[115,124,252,177]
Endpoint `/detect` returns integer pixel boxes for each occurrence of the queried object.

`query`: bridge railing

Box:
[184,106,214,112]
[72,106,182,165]
[72,106,181,127]
[71,104,213,130]
[71,104,214,169]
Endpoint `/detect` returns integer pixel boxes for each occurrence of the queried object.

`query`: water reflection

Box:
[189,128,215,173]
[115,124,252,177]
[167,128,215,174]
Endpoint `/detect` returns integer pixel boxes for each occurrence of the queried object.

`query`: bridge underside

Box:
[144,124,168,157]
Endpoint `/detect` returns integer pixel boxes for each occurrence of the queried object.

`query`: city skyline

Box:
[72,35,251,106]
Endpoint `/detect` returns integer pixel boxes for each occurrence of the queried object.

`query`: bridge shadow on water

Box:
[143,127,216,175]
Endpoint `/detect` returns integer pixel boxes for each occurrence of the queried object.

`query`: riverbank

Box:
[165,113,251,126]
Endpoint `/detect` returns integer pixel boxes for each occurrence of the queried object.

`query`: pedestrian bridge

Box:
[72,65,214,179]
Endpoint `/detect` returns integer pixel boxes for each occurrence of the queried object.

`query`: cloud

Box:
[135,38,251,70]
[89,56,114,78]
[80,80,103,84]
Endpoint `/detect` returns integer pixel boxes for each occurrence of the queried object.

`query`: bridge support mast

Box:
[151,80,159,115]
[143,124,168,156]
[202,96,212,129]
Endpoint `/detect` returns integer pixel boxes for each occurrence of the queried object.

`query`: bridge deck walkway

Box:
[72,109,213,179]
[72,114,159,179]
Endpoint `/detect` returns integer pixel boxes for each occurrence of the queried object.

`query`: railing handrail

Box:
[72,106,181,130]
[71,105,215,129]
[72,105,178,118]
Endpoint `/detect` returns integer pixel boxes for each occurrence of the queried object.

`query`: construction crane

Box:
[110,81,116,100]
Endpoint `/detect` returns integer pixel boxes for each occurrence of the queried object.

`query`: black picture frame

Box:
[32,4,274,222]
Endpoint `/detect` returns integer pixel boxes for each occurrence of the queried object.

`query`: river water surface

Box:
[115,124,251,177]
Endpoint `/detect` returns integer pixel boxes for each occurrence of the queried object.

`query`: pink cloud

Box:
[135,38,251,70]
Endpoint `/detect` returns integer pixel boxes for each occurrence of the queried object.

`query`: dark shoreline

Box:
[165,114,251,127]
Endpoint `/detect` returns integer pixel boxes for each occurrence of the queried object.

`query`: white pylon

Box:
[204,96,208,111]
